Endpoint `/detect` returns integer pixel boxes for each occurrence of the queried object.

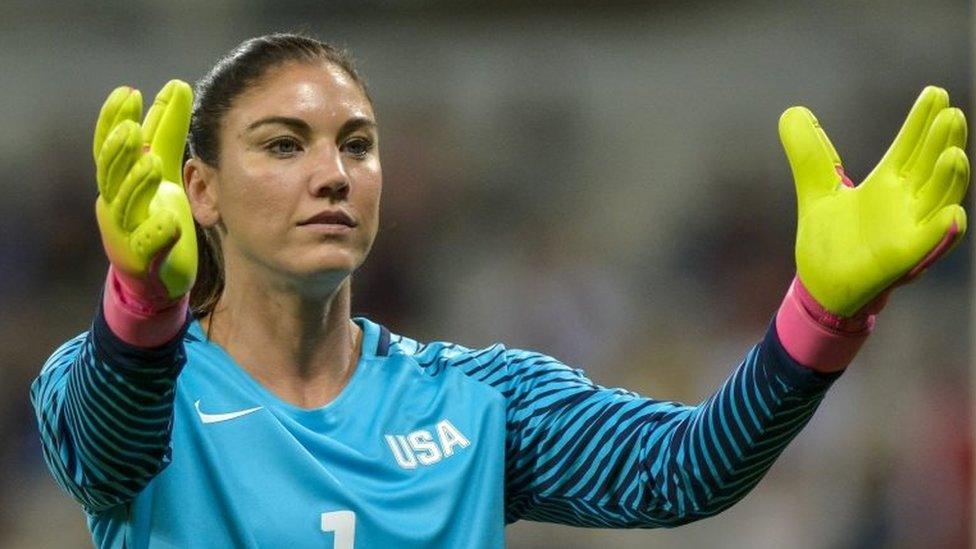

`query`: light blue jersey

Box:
[31,298,843,548]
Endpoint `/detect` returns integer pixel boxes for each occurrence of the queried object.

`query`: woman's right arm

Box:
[29,80,198,514]
[29,294,192,514]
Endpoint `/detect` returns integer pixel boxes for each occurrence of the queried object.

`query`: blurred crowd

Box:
[1,1,971,547]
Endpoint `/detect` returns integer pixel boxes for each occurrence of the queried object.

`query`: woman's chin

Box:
[271,241,369,289]
[280,267,355,297]
[288,254,361,282]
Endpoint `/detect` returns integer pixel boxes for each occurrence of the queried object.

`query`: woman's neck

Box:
[200,270,362,410]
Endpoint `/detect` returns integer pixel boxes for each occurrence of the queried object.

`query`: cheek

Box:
[353,161,382,230]
[221,162,296,242]
[353,158,382,204]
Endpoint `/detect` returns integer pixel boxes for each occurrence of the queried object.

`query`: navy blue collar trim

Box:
[376,325,391,357]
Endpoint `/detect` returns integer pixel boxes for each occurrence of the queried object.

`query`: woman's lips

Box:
[300,222,354,235]
[299,209,357,227]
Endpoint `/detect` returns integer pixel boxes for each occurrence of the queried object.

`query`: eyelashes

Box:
[264,136,375,159]
[342,137,374,158]
[266,137,301,156]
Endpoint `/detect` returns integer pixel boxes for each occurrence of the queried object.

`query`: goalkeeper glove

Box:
[776,86,969,371]
[93,80,197,346]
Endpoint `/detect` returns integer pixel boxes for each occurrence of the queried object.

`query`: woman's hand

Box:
[93,80,197,305]
[779,86,968,319]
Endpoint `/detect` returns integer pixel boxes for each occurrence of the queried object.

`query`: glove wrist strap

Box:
[775,275,873,373]
[102,266,189,348]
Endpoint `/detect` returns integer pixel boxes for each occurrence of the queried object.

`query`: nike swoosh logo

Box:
[194,400,264,424]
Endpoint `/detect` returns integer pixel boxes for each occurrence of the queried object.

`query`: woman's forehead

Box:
[230,61,373,127]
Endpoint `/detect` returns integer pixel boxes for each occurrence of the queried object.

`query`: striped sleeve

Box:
[29,299,192,514]
[436,316,843,527]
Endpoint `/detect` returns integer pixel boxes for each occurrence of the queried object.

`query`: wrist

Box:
[794,275,881,333]
[775,275,874,373]
[102,266,189,348]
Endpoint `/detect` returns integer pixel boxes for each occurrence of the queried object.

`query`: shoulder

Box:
[381,321,586,390]
[31,331,90,404]
[39,331,89,376]
[386,324,507,373]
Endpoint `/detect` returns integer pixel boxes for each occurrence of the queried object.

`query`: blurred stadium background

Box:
[1,0,971,547]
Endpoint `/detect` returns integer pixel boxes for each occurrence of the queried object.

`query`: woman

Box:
[31,33,968,548]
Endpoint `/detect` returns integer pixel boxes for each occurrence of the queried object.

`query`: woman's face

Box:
[207,61,381,289]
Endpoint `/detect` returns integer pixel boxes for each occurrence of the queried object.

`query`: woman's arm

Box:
[28,80,198,514]
[494,85,970,527]
[494,310,843,528]
[29,292,192,514]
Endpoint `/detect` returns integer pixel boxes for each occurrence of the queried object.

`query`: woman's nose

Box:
[308,146,350,198]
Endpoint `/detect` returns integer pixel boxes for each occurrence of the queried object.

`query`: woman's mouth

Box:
[298,209,358,233]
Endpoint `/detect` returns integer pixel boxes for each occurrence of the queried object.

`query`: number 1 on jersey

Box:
[321,510,356,548]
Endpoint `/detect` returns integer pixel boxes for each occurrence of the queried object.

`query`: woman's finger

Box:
[93,86,142,162]
[876,86,949,174]
[905,107,966,192]
[915,147,969,223]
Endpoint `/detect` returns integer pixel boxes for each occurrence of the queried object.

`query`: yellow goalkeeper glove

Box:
[780,86,968,321]
[93,80,197,305]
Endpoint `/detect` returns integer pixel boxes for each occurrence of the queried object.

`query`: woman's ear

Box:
[184,158,221,228]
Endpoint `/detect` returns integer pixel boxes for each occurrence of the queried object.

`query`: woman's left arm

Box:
[498,308,845,528]
[491,85,966,528]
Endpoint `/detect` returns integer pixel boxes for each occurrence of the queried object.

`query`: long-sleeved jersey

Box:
[30,300,843,548]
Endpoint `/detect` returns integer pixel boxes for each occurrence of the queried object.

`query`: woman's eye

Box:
[343,137,374,158]
[267,138,301,156]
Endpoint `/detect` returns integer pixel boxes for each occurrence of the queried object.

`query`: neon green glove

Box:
[93,80,197,303]
[779,86,969,319]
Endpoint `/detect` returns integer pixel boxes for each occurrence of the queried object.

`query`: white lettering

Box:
[386,419,470,470]
[436,419,471,457]
[385,434,418,469]
[408,431,443,465]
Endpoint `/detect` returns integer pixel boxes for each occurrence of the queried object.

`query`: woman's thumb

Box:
[779,106,844,214]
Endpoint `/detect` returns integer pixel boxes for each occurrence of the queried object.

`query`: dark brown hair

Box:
[185,32,372,320]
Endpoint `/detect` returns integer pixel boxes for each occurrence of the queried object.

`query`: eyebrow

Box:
[245,115,377,139]
[337,117,378,138]
[246,116,310,135]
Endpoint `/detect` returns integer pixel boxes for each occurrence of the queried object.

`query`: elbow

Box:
[647,445,767,526]
[662,466,766,524]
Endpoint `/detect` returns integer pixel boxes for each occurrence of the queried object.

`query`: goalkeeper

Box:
[30,33,968,548]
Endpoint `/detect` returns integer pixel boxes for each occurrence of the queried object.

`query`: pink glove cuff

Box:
[102,266,189,348]
[775,276,874,373]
